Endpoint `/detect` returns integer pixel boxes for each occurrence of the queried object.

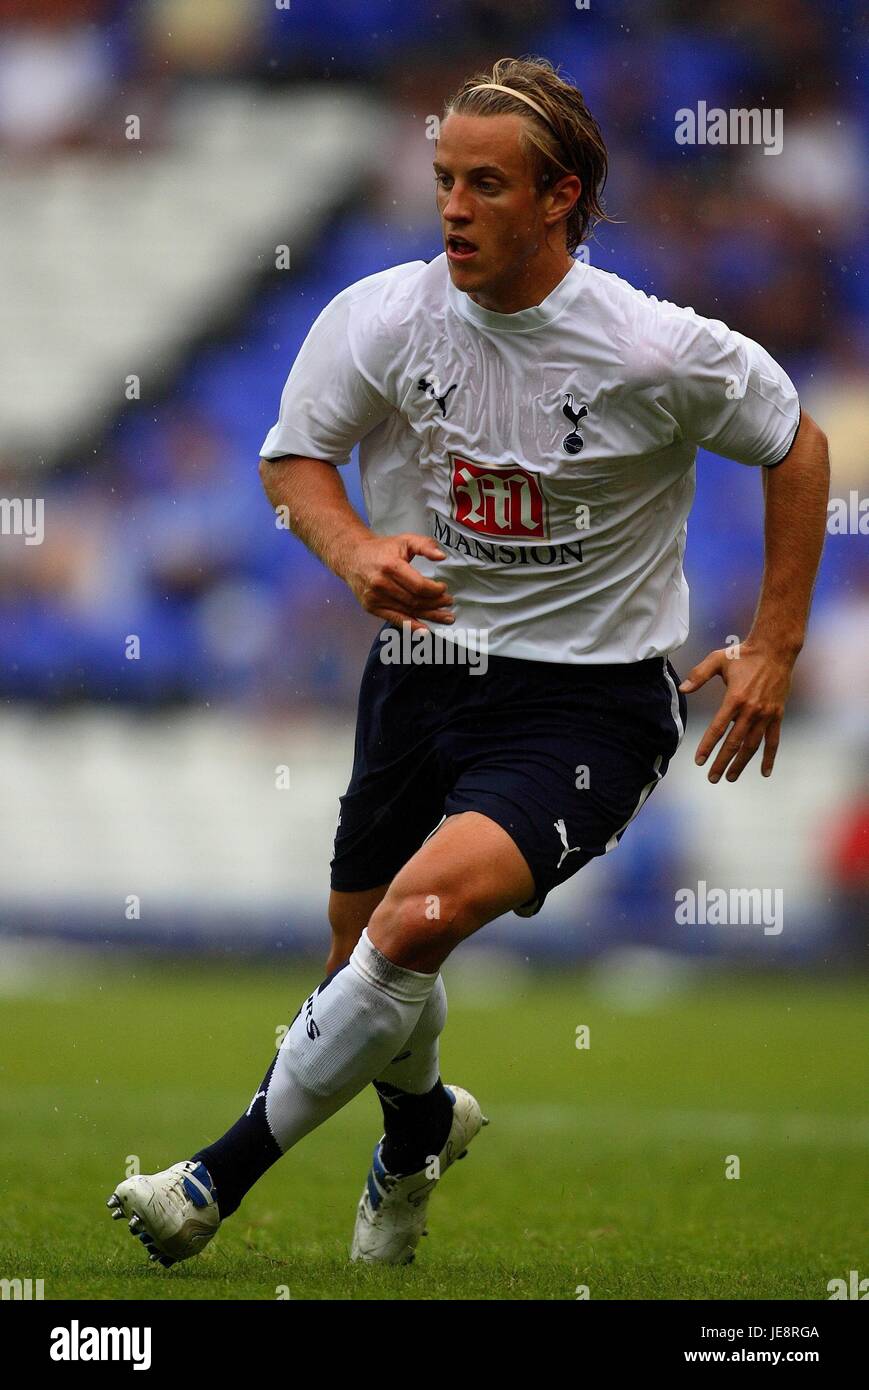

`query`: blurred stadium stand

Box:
[0,88,387,456]
[0,0,865,959]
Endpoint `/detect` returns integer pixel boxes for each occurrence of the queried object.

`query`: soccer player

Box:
[107,57,829,1268]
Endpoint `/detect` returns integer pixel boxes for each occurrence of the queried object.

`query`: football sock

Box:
[374,1079,454,1177]
[191,929,438,1217]
[371,974,453,1175]
[189,1056,282,1219]
[375,973,447,1093]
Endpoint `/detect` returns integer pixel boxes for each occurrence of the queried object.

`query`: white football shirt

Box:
[260,254,800,664]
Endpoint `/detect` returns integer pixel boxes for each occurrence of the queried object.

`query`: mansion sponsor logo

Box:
[675,101,783,155]
[50,1320,152,1370]
[451,456,548,539]
[432,514,583,567]
[380,621,489,675]
[675,881,783,935]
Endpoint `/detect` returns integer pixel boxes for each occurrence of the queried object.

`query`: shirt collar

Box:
[445,255,585,334]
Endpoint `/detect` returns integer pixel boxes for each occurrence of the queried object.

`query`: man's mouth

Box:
[446,235,478,262]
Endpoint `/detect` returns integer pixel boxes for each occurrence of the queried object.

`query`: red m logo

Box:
[451,457,547,539]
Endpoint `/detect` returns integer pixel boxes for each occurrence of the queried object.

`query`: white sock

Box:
[373,975,447,1093]
[265,929,438,1152]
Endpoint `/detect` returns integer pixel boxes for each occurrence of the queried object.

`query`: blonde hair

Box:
[444,56,610,253]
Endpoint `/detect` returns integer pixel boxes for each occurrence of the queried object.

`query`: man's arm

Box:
[678,410,830,781]
[258,454,454,632]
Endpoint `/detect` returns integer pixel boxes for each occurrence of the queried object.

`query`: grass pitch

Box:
[1,950,866,1301]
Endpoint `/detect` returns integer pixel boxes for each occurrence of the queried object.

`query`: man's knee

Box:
[363,814,534,971]
[367,883,488,972]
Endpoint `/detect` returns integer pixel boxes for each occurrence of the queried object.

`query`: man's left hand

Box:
[678,641,797,782]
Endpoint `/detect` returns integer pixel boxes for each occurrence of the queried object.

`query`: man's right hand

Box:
[340,534,455,632]
[258,457,454,632]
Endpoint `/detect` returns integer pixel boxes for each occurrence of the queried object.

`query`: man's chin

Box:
[445,256,487,290]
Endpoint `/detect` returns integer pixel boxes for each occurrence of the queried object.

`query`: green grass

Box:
[1,953,866,1300]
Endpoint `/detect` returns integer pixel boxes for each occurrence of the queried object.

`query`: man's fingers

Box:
[368,580,451,619]
[366,574,454,622]
[401,534,447,564]
[373,585,455,620]
[705,719,750,781]
[680,643,790,782]
[760,721,781,778]
[371,608,456,632]
[352,534,454,615]
[379,561,453,606]
[679,650,725,693]
[714,719,766,783]
[414,609,455,624]
[374,609,430,634]
[694,700,739,765]
[698,701,782,782]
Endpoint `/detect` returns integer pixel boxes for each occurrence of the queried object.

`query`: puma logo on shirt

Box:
[417,376,458,417]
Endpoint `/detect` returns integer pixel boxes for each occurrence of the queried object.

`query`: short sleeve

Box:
[662,314,800,467]
[259,288,393,465]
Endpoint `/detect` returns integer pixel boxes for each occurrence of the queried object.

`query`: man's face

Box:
[434,112,557,296]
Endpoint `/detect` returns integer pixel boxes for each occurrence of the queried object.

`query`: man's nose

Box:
[442,184,472,223]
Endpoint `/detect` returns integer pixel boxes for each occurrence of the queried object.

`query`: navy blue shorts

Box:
[330,626,688,915]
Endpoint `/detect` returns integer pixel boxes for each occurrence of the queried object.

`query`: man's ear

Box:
[547,173,581,220]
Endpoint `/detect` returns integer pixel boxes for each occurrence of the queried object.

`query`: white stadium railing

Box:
[0,709,857,951]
